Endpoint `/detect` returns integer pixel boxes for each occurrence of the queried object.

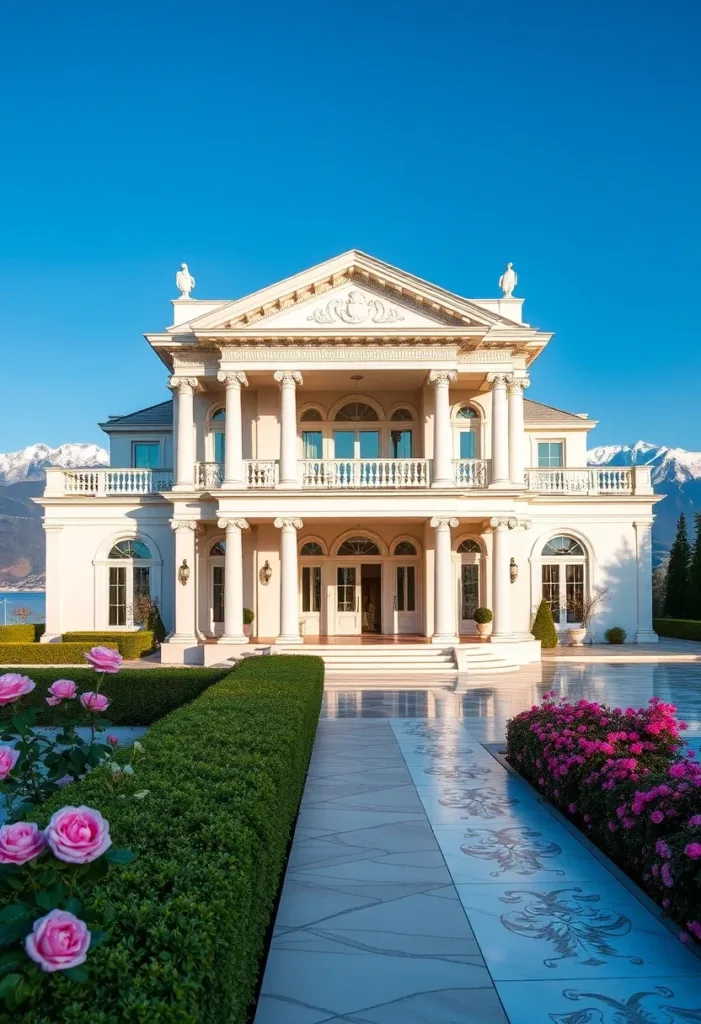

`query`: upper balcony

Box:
[43,463,653,497]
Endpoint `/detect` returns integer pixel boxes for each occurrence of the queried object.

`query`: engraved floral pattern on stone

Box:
[550,986,701,1023]
[499,887,643,969]
[424,764,492,782]
[461,826,564,877]
[438,786,519,819]
[413,744,473,760]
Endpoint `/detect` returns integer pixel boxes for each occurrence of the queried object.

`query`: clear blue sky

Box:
[2,0,699,453]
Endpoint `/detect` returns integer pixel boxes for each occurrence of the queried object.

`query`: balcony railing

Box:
[246,460,278,488]
[50,468,174,496]
[453,459,489,487]
[525,467,634,494]
[301,458,430,489]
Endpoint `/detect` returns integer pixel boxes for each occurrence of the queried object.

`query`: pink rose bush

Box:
[0,821,46,864]
[507,693,701,946]
[0,673,35,705]
[84,646,122,674]
[0,746,19,781]
[25,909,91,973]
[46,679,77,706]
[46,806,111,864]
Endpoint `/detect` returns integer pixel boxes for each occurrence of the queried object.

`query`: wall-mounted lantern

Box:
[178,559,190,586]
[510,557,519,584]
[259,560,273,586]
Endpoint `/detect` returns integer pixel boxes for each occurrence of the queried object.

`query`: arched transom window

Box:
[541,535,587,627]
[107,539,153,627]
[393,540,417,556]
[300,541,324,556]
[300,408,323,422]
[337,536,381,556]
[457,539,481,554]
[542,536,585,557]
[454,405,481,460]
[334,402,379,422]
[390,408,413,421]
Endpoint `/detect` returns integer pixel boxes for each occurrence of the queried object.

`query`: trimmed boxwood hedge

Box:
[14,668,228,726]
[62,631,156,658]
[654,618,701,641]
[0,623,44,643]
[0,641,120,665]
[4,654,324,1024]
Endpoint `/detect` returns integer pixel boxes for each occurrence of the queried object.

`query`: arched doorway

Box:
[208,539,226,636]
[539,535,587,632]
[106,539,155,628]
[456,538,484,635]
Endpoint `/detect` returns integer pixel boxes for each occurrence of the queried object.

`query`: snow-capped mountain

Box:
[587,441,701,561]
[0,443,108,486]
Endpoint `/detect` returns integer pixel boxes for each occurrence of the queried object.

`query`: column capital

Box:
[430,516,459,529]
[167,376,199,396]
[217,371,248,388]
[633,519,654,530]
[274,371,303,388]
[488,516,518,531]
[274,517,303,530]
[486,372,511,388]
[428,370,457,386]
[217,518,249,531]
[506,375,530,396]
[170,519,205,534]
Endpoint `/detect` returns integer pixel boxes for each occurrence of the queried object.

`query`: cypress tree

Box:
[688,512,701,620]
[664,513,691,619]
[532,598,558,648]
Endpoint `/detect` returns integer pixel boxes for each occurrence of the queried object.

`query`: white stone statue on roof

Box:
[499,262,517,298]
[176,263,196,299]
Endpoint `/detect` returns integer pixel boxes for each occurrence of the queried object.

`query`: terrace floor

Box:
[255,662,701,1024]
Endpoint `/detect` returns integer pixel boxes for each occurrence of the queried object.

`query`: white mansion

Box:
[39,251,658,665]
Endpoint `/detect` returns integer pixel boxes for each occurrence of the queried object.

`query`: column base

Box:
[489,479,511,488]
[219,633,248,645]
[431,634,460,644]
[635,629,659,644]
[171,482,196,493]
[166,633,199,644]
[160,640,204,665]
[276,480,299,489]
[276,634,303,645]
[221,479,246,490]
[491,632,521,643]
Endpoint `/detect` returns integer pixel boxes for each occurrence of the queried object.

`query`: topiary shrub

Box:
[605,626,627,644]
[243,607,255,625]
[531,598,558,648]
[147,606,167,644]
[62,632,155,659]
[473,607,492,624]
[0,624,37,643]
[0,642,119,665]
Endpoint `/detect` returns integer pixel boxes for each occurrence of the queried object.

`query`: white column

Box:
[169,520,201,642]
[275,517,303,643]
[490,516,515,639]
[274,372,302,487]
[167,377,198,489]
[429,370,457,487]
[634,520,658,643]
[487,373,510,486]
[41,524,63,641]
[217,518,248,644]
[217,372,248,487]
[507,375,529,486]
[430,517,459,643]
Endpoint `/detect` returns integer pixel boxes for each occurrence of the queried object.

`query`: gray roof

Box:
[99,401,173,432]
[523,398,591,425]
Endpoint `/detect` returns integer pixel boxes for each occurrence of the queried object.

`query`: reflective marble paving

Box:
[255,665,701,1023]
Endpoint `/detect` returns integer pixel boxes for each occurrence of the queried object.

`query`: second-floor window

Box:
[455,406,480,459]
[538,441,564,468]
[210,408,226,462]
[132,442,160,469]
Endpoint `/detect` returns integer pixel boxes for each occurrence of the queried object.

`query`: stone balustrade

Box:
[525,467,634,494]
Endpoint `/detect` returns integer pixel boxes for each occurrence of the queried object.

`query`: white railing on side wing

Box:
[452,459,489,487]
[301,458,430,489]
[61,468,173,495]
[245,460,278,488]
[526,468,633,494]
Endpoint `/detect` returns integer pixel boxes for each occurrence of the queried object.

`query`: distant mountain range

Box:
[0,439,697,587]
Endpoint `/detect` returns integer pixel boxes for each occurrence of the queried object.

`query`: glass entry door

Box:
[335,564,361,634]
[211,564,225,636]
[542,563,584,627]
[394,564,418,634]
[459,563,480,634]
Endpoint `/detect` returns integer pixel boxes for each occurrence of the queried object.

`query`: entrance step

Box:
[273,643,457,679]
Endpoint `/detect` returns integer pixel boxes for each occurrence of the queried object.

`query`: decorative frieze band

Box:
[274,517,304,530]
[216,372,248,389]
[217,518,249,531]
[219,346,461,362]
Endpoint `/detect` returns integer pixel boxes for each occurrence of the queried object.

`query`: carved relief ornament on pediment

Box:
[306,289,404,325]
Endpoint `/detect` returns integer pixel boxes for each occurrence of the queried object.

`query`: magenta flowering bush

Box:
[506,692,701,945]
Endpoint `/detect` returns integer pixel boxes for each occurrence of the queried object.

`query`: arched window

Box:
[542,536,585,557]
[300,408,323,422]
[107,539,153,627]
[209,407,226,462]
[390,408,413,421]
[337,536,381,556]
[394,540,417,556]
[457,539,481,554]
[300,541,324,556]
[455,406,481,460]
[335,402,379,422]
[210,540,226,556]
[211,408,225,421]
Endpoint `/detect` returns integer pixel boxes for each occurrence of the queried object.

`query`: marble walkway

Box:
[255,666,701,1024]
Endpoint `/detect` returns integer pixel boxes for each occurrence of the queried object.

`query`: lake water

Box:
[0,591,46,625]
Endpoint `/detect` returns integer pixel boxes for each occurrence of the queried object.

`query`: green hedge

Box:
[7,655,324,1024]
[0,641,120,665]
[13,667,227,726]
[62,631,156,658]
[654,618,701,641]
[0,623,44,643]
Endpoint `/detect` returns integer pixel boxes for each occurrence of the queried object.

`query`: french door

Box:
[459,563,480,634]
[394,563,418,634]
[335,564,361,634]
[542,563,585,627]
[210,563,225,636]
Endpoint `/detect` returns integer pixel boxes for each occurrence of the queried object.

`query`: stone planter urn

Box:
[568,627,587,646]
[243,623,252,638]
[475,622,493,641]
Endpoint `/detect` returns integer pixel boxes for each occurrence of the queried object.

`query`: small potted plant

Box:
[568,587,607,646]
[243,607,255,638]
[605,626,626,644]
[473,607,493,640]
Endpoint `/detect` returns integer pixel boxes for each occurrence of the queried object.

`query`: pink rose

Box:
[685,843,701,860]
[46,806,111,864]
[0,822,46,864]
[47,679,77,704]
[650,810,665,824]
[0,673,35,705]
[80,692,110,713]
[107,734,119,747]
[0,746,19,781]
[25,910,90,972]
[84,646,122,674]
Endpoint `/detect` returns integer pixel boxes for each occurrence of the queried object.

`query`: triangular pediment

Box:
[179,250,527,336]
